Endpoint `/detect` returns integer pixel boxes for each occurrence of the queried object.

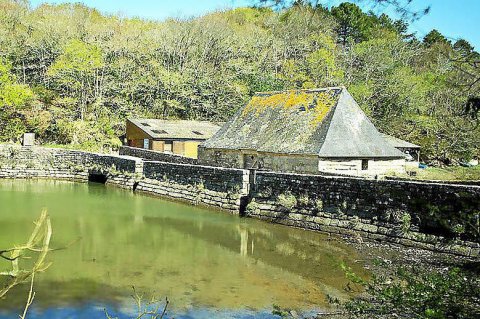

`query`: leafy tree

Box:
[423,29,450,47]
[331,2,369,45]
[0,58,36,142]
[453,39,475,57]
[256,0,430,21]
[47,39,104,120]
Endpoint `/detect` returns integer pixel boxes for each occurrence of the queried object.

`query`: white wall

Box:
[318,158,405,177]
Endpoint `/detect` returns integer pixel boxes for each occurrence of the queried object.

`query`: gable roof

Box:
[128,119,221,140]
[202,87,405,159]
[381,134,420,149]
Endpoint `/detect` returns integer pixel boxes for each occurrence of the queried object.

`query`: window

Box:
[361,159,369,170]
[141,122,150,127]
[164,141,173,152]
[192,131,203,136]
[152,129,168,134]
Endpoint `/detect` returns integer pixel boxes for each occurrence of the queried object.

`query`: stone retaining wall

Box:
[0,144,141,182]
[119,146,197,164]
[137,161,249,213]
[247,171,480,257]
[0,168,88,181]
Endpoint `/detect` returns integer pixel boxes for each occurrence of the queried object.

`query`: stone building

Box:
[199,87,406,176]
[126,119,220,159]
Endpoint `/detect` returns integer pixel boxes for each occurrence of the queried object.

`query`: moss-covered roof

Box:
[202,87,405,159]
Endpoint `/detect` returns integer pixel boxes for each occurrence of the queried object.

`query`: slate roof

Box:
[202,87,405,159]
[128,119,221,140]
[381,134,420,149]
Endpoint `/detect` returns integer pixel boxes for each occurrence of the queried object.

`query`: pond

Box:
[0,180,367,318]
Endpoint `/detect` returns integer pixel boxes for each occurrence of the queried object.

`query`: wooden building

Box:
[199,87,406,176]
[126,119,221,159]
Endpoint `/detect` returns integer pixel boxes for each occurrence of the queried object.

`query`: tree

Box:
[0,58,36,142]
[331,2,369,45]
[47,39,104,120]
[453,39,475,57]
[423,29,450,47]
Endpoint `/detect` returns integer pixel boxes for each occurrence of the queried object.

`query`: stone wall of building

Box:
[198,147,242,168]
[137,161,250,213]
[198,147,406,176]
[198,147,320,173]
[318,158,406,176]
[119,146,197,164]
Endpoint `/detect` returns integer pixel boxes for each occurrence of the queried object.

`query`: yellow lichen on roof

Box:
[310,91,336,127]
[243,93,288,115]
[242,89,337,127]
[284,91,315,109]
[243,90,315,116]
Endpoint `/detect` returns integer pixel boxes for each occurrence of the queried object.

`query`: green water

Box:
[0,180,365,317]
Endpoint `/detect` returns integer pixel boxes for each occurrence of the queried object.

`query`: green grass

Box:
[404,166,480,181]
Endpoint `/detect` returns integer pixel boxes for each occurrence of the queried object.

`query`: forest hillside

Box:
[0,0,478,163]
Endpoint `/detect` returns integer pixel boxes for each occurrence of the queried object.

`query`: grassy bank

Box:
[409,166,480,181]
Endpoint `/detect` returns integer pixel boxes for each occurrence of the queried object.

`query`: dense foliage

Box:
[0,0,478,159]
[330,263,480,319]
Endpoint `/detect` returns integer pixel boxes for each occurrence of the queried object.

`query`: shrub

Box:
[246,199,259,214]
[401,212,412,233]
[277,192,297,210]
[315,198,324,211]
[298,193,309,206]
[331,264,480,319]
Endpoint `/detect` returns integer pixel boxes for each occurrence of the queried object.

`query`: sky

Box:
[28,0,480,50]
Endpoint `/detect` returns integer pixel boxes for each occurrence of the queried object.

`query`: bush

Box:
[329,264,480,319]
[277,192,297,210]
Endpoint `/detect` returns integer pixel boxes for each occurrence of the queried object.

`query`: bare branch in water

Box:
[19,272,36,319]
[104,287,170,319]
[0,210,53,319]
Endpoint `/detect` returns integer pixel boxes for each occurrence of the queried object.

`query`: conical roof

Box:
[202,87,404,158]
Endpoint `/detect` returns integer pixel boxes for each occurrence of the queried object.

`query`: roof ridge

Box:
[128,118,216,123]
[254,86,345,95]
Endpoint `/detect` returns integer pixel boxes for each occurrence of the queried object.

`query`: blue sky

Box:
[29,0,479,49]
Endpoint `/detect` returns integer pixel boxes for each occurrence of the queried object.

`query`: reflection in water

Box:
[0,180,367,318]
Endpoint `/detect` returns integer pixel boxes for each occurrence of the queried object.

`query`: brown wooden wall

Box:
[125,120,201,158]
[126,120,152,148]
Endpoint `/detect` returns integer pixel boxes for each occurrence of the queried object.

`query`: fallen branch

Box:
[0,210,53,319]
